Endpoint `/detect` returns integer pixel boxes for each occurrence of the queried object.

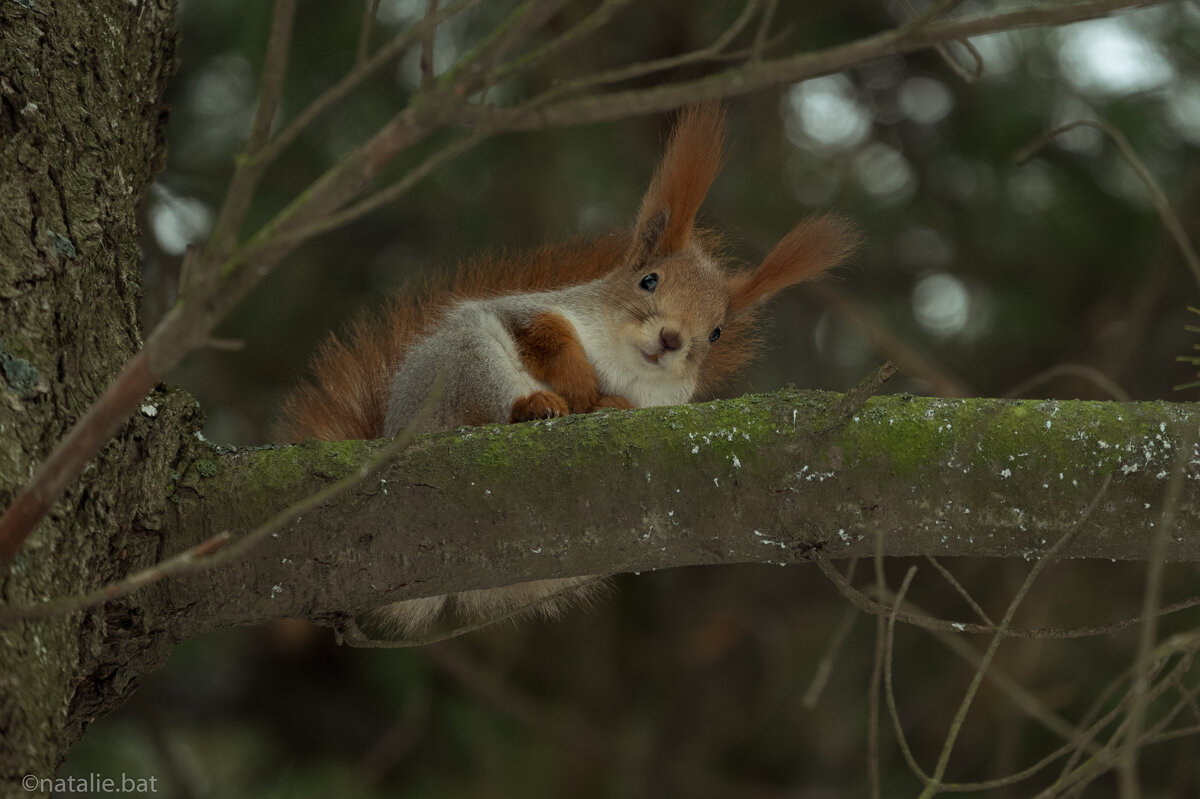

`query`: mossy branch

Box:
[151,388,1200,638]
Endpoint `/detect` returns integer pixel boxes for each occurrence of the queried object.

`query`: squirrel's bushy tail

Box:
[275,236,628,442]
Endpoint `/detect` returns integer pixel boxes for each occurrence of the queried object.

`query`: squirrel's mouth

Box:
[639,349,663,366]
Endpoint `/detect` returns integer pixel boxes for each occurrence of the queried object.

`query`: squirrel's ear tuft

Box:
[627,207,670,271]
[627,102,726,264]
[728,216,860,315]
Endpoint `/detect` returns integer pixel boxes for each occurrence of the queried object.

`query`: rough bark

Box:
[0,0,209,787]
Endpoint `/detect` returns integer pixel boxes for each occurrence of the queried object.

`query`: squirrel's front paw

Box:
[590,395,634,411]
[510,390,570,422]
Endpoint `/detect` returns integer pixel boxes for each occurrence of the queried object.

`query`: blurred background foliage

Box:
[63,0,1200,796]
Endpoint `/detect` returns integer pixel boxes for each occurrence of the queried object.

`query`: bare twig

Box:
[443,0,571,98]
[419,0,439,91]
[1002,362,1134,402]
[1118,425,1195,797]
[0,532,231,621]
[917,475,1113,797]
[357,0,380,65]
[261,0,487,166]
[490,0,635,84]
[458,0,1173,133]
[424,642,604,751]
[818,361,898,437]
[804,558,859,708]
[924,554,995,627]
[751,0,779,61]
[900,0,984,82]
[867,559,886,799]
[806,281,974,398]
[884,566,933,784]
[207,0,297,264]
[939,36,985,82]
[815,552,1200,641]
[275,128,489,247]
[1015,118,1200,292]
[533,0,762,101]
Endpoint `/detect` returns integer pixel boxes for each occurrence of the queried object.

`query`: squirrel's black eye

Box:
[639,273,658,292]
[709,326,722,343]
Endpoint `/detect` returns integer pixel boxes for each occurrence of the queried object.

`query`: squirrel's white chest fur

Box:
[557,305,697,409]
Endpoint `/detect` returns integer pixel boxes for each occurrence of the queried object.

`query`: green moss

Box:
[194,459,218,478]
[833,395,1191,486]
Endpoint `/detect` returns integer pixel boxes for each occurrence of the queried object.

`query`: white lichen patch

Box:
[753,529,787,549]
[140,404,158,417]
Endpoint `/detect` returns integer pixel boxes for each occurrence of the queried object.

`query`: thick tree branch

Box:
[129,389,1200,639]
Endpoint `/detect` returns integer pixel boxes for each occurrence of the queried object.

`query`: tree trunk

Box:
[0,0,208,785]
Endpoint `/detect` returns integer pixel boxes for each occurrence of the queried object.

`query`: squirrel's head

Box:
[605,103,859,397]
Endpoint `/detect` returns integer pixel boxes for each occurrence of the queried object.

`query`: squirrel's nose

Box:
[660,328,683,352]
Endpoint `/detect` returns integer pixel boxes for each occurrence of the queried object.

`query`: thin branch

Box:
[884,566,933,784]
[357,0,380,65]
[1015,118,1200,292]
[926,616,1092,753]
[1002,362,1134,402]
[0,532,231,621]
[815,552,1200,641]
[900,0,984,82]
[206,0,296,263]
[751,0,779,61]
[805,559,859,708]
[867,560,886,799]
[1038,654,1200,797]
[419,0,439,91]
[807,281,974,398]
[924,555,995,627]
[817,361,898,437]
[938,36,985,82]
[1118,426,1195,796]
[919,475,1113,797]
[274,128,488,248]
[491,0,635,83]
[260,0,487,166]
[805,601,859,709]
[456,0,1174,133]
[533,0,762,101]
[247,0,295,155]
[442,0,571,98]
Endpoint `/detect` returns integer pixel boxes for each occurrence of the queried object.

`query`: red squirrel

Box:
[278,103,858,635]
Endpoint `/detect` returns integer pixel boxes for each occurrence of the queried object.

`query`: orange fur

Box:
[631,102,727,258]
[728,216,860,315]
[511,312,601,413]
[510,390,570,422]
